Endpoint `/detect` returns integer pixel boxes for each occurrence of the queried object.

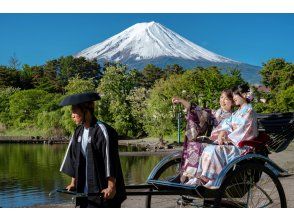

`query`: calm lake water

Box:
[0,143,165,208]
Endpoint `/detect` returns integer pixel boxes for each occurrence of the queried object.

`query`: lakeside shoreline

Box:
[0,136,182,151]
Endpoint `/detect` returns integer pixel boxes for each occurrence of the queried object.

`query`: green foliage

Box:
[126,87,149,137]
[260,58,294,90]
[272,85,294,112]
[36,110,67,137]
[144,79,175,138]
[143,66,244,139]
[1,55,292,139]
[0,144,70,194]
[163,64,185,77]
[0,66,22,89]
[97,64,136,136]
[9,89,61,128]
[58,56,101,89]
[138,64,164,88]
[255,58,294,113]
[0,87,20,126]
[65,76,96,95]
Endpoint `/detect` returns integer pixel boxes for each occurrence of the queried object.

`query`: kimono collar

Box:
[238,103,252,112]
[221,108,232,114]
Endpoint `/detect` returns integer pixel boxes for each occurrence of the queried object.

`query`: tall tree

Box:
[163,64,185,78]
[0,65,22,89]
[97,65,136,136]
[138,64,164,89]
[255,58,294,113]
[8,53,21,70]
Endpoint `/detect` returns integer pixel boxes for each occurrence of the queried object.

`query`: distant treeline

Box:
[0,56,293,139]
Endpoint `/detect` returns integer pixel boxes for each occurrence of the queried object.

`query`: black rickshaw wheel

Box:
[214,162,287,208]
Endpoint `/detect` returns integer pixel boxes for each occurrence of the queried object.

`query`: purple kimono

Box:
[180,104,232,180]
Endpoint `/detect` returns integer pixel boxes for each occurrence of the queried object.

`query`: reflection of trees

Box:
[0,144,175,206]
[0,144,70,192]
[120,156,163,184]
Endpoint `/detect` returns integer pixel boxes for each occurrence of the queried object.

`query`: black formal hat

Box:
[59,92,100,107]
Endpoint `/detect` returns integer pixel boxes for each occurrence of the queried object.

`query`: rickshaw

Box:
[52,112,293,208]
[125,112,294,208]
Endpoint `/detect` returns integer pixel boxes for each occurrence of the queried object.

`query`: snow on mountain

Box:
[75,21,261,83]
[76,21,237,63]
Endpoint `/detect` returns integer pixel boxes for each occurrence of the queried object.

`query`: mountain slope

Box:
[75,21,261,83]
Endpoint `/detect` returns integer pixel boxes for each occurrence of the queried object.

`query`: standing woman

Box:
[194,84,258,187]
[59,92,126,208]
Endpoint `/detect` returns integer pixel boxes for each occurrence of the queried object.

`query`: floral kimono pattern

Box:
[195,104,258,187]
[180,104,232,180]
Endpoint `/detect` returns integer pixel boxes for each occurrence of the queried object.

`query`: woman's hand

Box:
[172,96,182,105]
[172,96,191,110]
[217,131,228,145]
[102,186,116,200]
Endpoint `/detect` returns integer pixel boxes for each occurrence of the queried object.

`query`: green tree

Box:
[126,87,149,137]
[260,58,294,91]
[163,64,185,78]
[255,58,294,113]
[97,65,136,136]
[9,89,60,128]
[143,79,175,140]
[21,64,44,90]
[0,66,22,89]
[138,64,164,88]
[35,60,61,93]
[275,85,294,112]
[65,76,96,95]
[0,87,20,127]
[33,56,101,93]
[58,56,101,90]
[8,53,21,70]
[143,66,245,140]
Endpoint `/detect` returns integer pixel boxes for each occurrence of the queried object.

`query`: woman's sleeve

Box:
[186,103,210,141]
[227,109,258,146]
[210,116,233,141]
[211,109,220,126]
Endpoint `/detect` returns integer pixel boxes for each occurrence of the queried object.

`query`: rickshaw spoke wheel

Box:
[214,163,286,208]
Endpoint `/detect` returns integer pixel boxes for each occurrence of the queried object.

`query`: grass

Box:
[138,131,185,144]
[1,126,185,143]
[0,127,49,137]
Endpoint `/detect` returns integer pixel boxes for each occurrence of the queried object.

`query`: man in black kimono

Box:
[59,92,126,208]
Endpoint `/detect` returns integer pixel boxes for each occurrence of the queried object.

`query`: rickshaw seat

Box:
[238,131,270,151]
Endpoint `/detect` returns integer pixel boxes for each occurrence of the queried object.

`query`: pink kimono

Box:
[180,104,232,180]
[195,103,258,187]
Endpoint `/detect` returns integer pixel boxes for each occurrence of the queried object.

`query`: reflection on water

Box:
[0,143,164,207]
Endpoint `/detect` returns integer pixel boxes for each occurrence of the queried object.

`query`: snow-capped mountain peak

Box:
[75,21,238,64]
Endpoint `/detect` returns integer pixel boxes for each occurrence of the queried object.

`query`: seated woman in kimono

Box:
[187,84,258,187]
[172,89,234,183]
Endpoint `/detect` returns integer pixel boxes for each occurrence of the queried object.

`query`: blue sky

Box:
[0,13,293,67]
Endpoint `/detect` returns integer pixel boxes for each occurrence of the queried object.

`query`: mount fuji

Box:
[75,21,261,83]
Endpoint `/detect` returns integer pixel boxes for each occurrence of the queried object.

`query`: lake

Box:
[0,143,166,208]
